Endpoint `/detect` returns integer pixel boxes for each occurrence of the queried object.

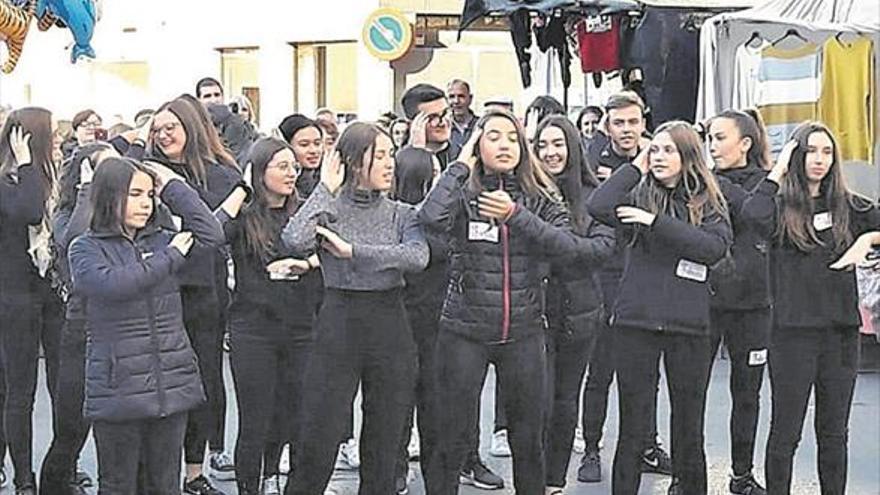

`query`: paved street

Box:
[9,351,880,494]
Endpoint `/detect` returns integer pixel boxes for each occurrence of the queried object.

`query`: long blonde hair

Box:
[633,121,729,226]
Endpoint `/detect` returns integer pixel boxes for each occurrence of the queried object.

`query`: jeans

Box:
[39,318,91,493]
[0,286,62,487]
[230,321,312,493]
[181,286,226,465]
[93,412,187,495]
[287,289,416,495]
[708,308,770,477]
[432,330,547,495]
[613,327,712,495]
[765,326,858,495]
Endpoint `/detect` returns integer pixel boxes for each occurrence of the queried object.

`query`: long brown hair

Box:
[177,94,238,170]
[633,121,728,227]
[776,122,862,253]
[0,107,56,198]
[335,122,391,192]
[150,99,213,185]
[469,109,558,200]
[239,138,298,260]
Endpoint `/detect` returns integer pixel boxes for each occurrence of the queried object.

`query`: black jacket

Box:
[69,180,225,421]
[0,164,48,303]
[418,162,608,343]
[587,164,733,336]
[711,164,771,310]
[741,179,880,329]
[221,206,315,340]
[545,184,616,339]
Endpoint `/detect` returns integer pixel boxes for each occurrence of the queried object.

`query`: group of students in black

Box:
[0,76,876,495]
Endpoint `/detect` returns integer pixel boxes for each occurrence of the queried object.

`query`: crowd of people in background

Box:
[0,72,877,495]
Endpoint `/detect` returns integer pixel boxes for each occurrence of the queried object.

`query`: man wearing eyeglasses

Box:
[400,83,456,169]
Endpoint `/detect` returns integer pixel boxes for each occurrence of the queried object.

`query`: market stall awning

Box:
[711,0,879,33]
[459,0,641,32]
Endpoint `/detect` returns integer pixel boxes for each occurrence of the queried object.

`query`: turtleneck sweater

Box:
[281,183,429,291]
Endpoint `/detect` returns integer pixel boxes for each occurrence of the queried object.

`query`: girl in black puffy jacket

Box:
[741,122,880,495]
[533,115,615,494]
[587,121,732,495]
[418,109,608,494]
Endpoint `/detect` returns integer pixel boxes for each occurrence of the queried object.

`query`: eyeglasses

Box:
[80,119,102,129]
[426,109,450,126]
[267,161,301,175]
[150,122,181,137]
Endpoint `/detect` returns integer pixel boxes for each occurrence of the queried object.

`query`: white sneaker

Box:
[572,427,586,454]
[335,438,361,469]
[489,429,512,457]
[262,474,281,495]
[407,427,421,460]
[279,444,290,475]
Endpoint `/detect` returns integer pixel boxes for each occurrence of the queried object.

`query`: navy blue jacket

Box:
[69,179,224,421]
[587,164,733,336]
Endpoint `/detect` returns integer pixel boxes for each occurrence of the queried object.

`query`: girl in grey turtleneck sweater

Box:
[281,122,428,494]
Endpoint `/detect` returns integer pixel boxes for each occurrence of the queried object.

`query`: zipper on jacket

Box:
[499,176,511,342]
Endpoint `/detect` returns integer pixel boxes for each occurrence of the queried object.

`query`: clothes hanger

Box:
[772,28,808,47]
[834,30,860,47]
[745,31,764,48]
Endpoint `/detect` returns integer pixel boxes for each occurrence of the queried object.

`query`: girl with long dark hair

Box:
[533,115,615,494]
[214,138,318,494]
[587,121,732,495]
[419,109,602,494]
[68,157,224,494]
[705,108,773,494]
[149,98,241,493]
[0,107,64,494]
[742,122,880,495]
[282,122,429,494]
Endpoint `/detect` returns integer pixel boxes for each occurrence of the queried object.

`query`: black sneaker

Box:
[577,449,602,483]
[641,445,672,475]
[459,457,504,490]
[730,473,767,495]
[183,475,224,495]
[667,477,682,495]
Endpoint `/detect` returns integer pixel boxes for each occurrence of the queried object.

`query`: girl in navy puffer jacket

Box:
[69,157,224,494]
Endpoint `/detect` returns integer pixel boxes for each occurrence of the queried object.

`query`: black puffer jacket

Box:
[587,164,733,336]
[545,184,615,339]
[711,163,771,310]
[419,162,608,344]
[69,180,224,421]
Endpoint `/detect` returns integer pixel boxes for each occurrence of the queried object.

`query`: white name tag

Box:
[468,221,499,243]
[675,259,708,282]
[813,212,832,232]
[142,252,153,260]
[748,349,768,366]
[269,271,300,281]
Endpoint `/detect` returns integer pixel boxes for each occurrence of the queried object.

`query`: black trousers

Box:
[545,329,597,487]
[708,308,770,477]
[287,289,416,495]
[181,286,227,465]
[765,326,858,495]
[230,321,312,494]
[432,330,546,495]
[39,317,92,493]
[93,411,187,495]
[0,287,62,487]
[613,327,712,495]
[581,322,660,453]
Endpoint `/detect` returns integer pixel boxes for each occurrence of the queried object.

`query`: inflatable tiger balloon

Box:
[0,0,35,74]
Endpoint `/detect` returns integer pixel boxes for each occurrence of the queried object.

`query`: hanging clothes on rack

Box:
[535,12,573,90]
[755,41,822,156]
[732,37,769,109]
[818,35,875,162]
[575,14,621,74]
[509,9,534,88]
